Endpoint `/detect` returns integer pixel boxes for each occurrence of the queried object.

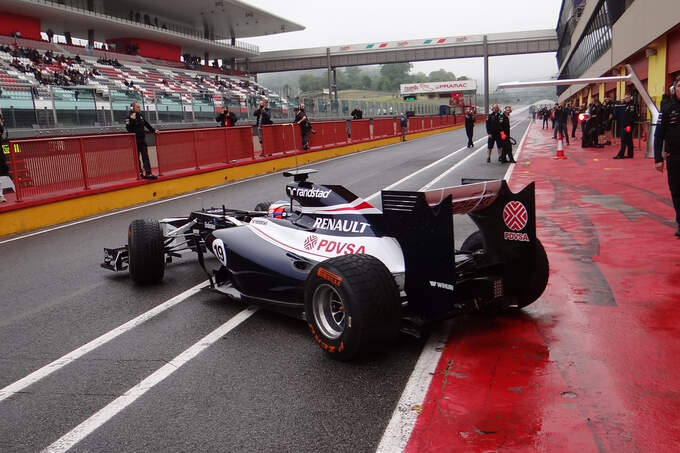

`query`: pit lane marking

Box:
[420,118,528,191]
[365,118,527,202]
[0,281,209,404]
[43,306,258,453]
[376,115,531,453]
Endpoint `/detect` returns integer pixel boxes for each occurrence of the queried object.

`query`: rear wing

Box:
[381,180,537,318]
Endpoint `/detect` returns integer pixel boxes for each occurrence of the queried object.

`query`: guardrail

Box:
[7,133,139,202]
[155,126,254,176]
[2,115,460,207]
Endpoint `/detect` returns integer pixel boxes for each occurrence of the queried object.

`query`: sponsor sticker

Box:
[503,201,528,231]
[429,280,454,291]
[312,217,370,233]
[317,267,342,287]
[504,231,529,242]
[304,235,318,250]
[303,235,366,255]
[286,186,332,199]
[212,239,227,266]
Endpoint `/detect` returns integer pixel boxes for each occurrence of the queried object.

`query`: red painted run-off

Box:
[406,123,680,452]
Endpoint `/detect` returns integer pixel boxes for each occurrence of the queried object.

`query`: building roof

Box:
[2,0,304,57]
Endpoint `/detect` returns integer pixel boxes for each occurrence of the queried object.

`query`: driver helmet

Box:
[268,201,291,219]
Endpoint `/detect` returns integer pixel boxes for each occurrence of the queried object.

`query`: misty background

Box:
[241,0,563,95]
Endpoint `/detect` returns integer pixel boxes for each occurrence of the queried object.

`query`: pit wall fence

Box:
[2,114,476,209]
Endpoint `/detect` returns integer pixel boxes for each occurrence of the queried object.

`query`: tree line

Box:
[298,63,468,93]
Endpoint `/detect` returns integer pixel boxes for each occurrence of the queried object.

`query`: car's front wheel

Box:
[305,254,401,361]
[128,219,165,285]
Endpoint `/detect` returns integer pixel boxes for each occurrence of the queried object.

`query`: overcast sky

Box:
[240,0,563,89]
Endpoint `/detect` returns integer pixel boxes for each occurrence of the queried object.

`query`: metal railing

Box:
[1,82,456,130]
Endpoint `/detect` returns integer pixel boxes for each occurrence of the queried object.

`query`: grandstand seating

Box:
[0,39,286,125]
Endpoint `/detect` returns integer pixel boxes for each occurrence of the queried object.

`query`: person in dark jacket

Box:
[613,94,638,159]
[0,111,8,202]
[294,104,313,150]
[654,76,680,237]
[350,105,363,120]
[126,102,157,179]
[499,106,515,163]
[216,107,238,127]
[464,108,475,148]
[553,102,570,145]
[486,104,504,163]
[254,99,273,148]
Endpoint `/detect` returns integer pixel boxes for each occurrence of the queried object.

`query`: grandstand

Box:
[0,0,302,133]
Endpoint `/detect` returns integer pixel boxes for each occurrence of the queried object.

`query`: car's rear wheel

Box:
[305,254,401,361]
[511,239,549,308]
[128,219,165,285]
[460,230,483,253]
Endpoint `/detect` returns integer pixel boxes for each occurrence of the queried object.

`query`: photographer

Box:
[294,103,314,150]
[126,102,157,180]
[254,99,272,146]
[0,111,8,202]
[216,107,238,127]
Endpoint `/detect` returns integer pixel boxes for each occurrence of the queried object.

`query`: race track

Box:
[0,115,530,452]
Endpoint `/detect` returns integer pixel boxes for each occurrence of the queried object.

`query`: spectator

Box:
[125,102,157,179]
[216,107,237,127]
[0,111,8,202]
[464,108,475,148]
[399,112,408,142]
[255,100,273,152]
[351,105,362,120]
[294,103,313,150]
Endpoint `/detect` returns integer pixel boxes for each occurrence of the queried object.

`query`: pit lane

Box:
[0,116,529,452]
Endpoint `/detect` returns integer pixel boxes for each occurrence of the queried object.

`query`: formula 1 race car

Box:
[102,169,548,360]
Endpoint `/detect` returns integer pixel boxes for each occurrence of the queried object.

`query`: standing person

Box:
[0,111,8,202]
[603,97,615,145]
[126,102,157,180]
[254,100,264,143]
[485,104,504,163]
[529,105,536,122]
[399,112,408,141]
[499,106,515,163]
[351,105,363,120]
[613,94,638,159]
[571,105,580,138]
[216,106,237,127]
[542,106,550,129]
[550,104,557,130]
[553,102,570,145]
[654,76,680,237]
[295,103,312,150]
[255,99,273,155]
[464,108,475,148]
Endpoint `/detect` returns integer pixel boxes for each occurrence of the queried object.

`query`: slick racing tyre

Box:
[128,219,165,285]
[253,201,272,212]
[305,254,401,361]
[460,230,483,253]
[512,239,549,309]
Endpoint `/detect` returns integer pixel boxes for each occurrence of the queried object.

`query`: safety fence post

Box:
[78,137,89,190]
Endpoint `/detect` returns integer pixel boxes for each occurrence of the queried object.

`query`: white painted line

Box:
[375,325,450,453]
[43,306,258,453]
[364,134,491,203]
[419,118,527,191]
[375,115,530,453]
[0,124,460,246]
[0,280,209,404]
